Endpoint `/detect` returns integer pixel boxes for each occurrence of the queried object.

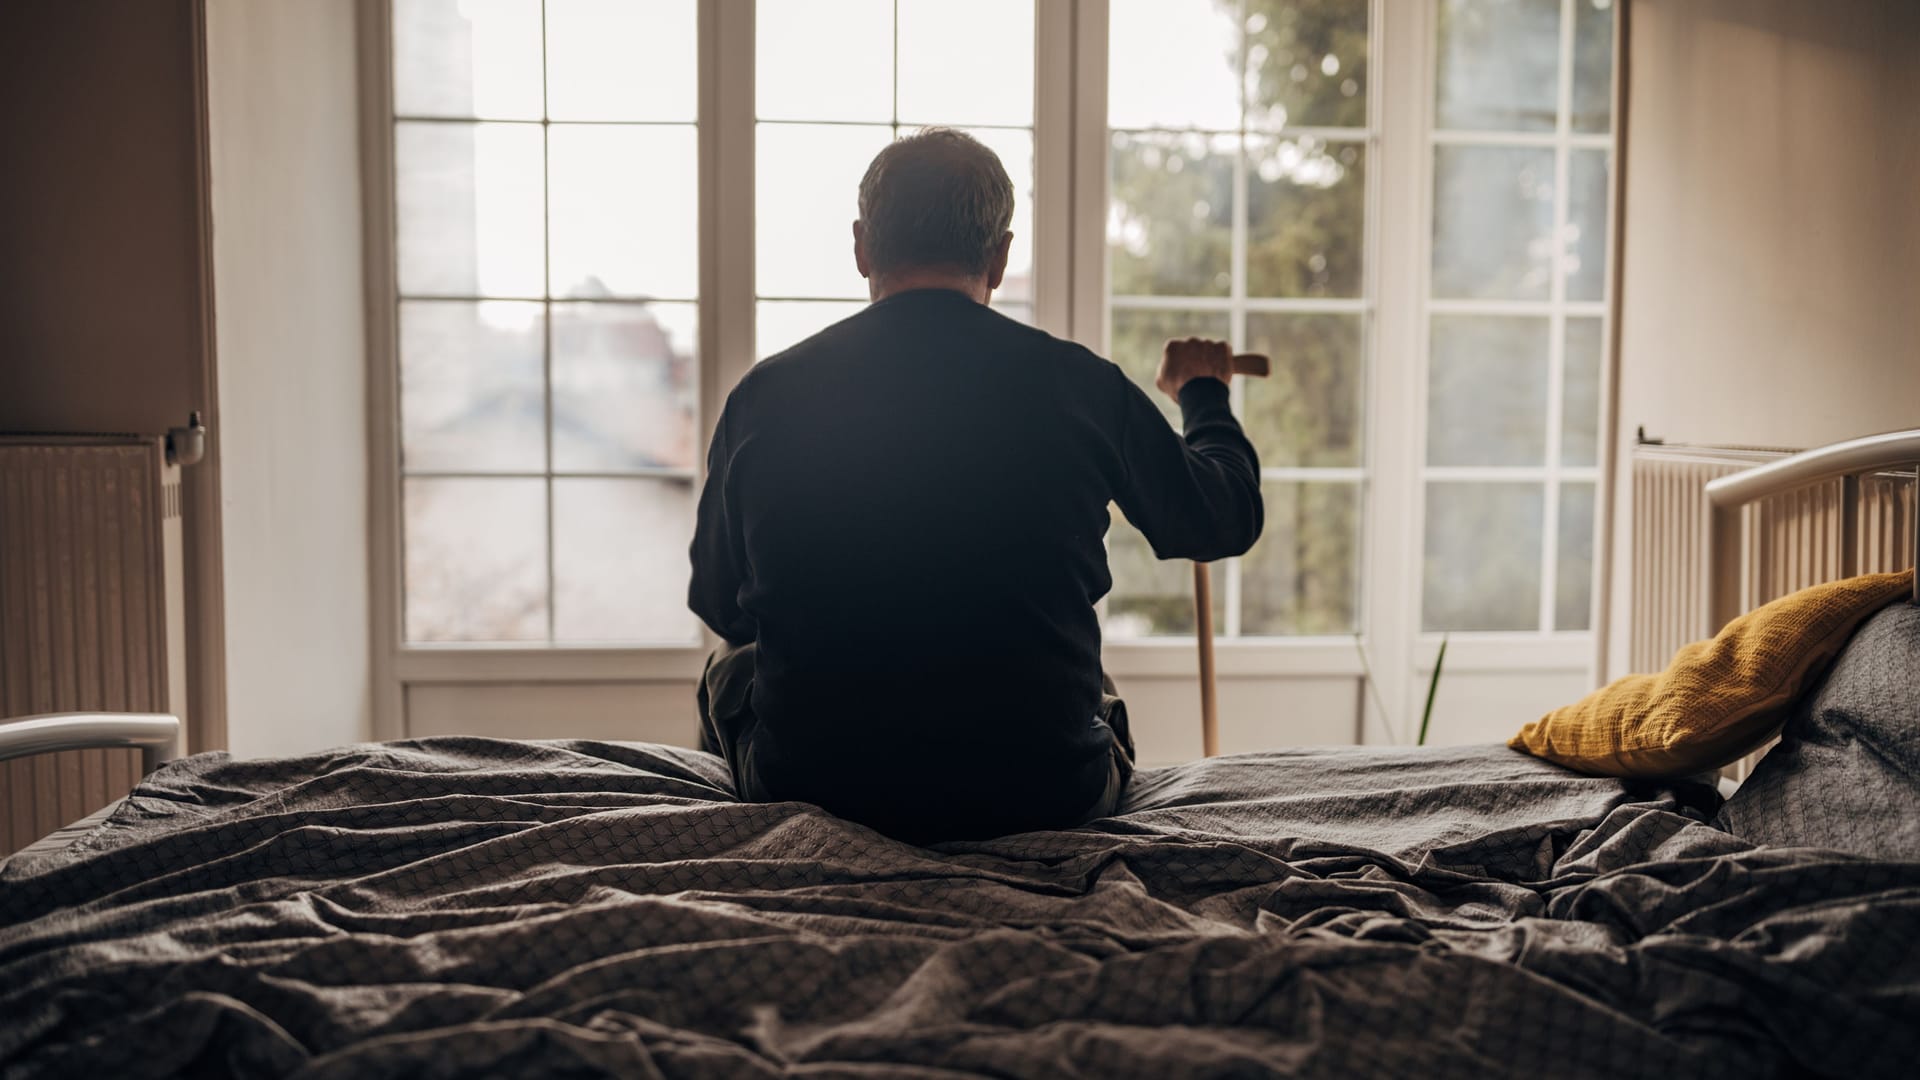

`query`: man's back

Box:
[691,288,1262,841]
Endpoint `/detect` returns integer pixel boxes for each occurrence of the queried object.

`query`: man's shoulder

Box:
[756,307,869,370]
[983,312,1123,380]
[731,303,1126,406]
[733,314,866,398]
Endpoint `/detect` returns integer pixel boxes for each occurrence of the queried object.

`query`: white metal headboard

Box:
[1704,428,1920,636]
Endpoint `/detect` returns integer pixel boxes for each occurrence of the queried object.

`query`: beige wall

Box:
[2,1,373,756]
[0,1,213,435]
[0,1,229,750]
[1605,0,1920,677]
[205,0,372,757]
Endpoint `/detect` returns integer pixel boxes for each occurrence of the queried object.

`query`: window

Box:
[753,0,1036,359]
[369,1,1616,736]
[1420,0,1613,634]
[1103,0,1370,639]
[390,0,701,646]
[1098,0,1612,646]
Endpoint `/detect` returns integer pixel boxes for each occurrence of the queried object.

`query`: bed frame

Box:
[0,713,182,777]
[4,429,1916,852]
[0,714,179,863]
[1705,428,1920,632]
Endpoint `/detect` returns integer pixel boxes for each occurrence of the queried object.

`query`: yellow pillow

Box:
[1511,570,1913,777]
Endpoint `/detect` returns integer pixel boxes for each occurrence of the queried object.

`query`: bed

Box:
[3,436,1917,1079]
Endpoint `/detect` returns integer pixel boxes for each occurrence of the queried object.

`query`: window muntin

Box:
[1421,0,1615,635]
[391,0,701,645]
[1104,0,1372,640]
[753,0,1037,359]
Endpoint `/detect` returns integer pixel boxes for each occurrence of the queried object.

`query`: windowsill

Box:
[389,633,1594,684]
[394,644,709,683]
[1103,637,1365,678]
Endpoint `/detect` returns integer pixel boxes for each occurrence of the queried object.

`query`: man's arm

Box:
[1110,338,1264,563]
[688,408,757,645]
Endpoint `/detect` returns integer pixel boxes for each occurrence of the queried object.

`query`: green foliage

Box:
[1110,132,1235,298]
[1239,0,1370,129]
[1350,632,1448,746]
[1105,0,1372,637]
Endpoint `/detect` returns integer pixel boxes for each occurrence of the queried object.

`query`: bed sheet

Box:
[1,738,1914,1078]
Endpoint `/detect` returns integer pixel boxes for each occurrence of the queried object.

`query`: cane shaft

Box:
[1195,562,1219,758]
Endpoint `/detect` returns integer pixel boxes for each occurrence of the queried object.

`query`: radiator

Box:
[0,436,186,856]
[1631,442,1917,777]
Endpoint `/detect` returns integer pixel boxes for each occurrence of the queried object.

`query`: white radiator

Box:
[0,436,186,855]
[1631,441,1917,777]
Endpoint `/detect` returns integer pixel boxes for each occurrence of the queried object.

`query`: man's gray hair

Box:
[857,128,1014,277]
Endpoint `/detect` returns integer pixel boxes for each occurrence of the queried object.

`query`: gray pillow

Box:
[1714,599,1919,858]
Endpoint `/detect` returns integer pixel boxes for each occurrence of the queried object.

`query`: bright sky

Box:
[396,0,1047,323]
[1108,0,1243,130]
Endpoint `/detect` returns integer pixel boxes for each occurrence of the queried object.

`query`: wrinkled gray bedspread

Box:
[2,739,1915,1079]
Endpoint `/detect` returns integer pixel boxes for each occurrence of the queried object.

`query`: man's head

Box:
[854,128,1014,302]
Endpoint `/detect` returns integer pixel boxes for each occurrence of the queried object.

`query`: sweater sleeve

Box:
[688,407,757,645]
[1109,369,1264,563]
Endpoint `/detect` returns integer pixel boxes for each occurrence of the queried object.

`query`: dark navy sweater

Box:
[690,288,1262,840]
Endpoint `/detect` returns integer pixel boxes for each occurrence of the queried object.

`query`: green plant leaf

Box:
[1417,635,1448,747]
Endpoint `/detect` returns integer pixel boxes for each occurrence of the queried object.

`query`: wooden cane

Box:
[1197,353,1270,759]
[1195,562,1219,757]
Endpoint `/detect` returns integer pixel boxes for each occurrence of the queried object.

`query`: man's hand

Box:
[1155,337,1235,402]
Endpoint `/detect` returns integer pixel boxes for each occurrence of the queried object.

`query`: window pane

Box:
[1431,145,1554,300]
[993,302,1033,325]
[1104,513,1223,638]
[1242,312,1362,468]
[1427,315,1549,467]
[405,478,547,642]
[400,301,546,473]
[396,122,545,298]
[553,478,697,642]
[1566,150,1609,302]
[758,300,867,360]
[1561,317,1602,466]
[962,127,1034,303]
[1434,0,1561,132]
[552,302,698,472]
[897,0,1034,126]
[1243,0,1369,130]
[1109,0,1241,131]
[548,125,699,301]
[1423,481,1542,631]
[1109,132,1235,298]
[756,0,894,122]
[1571,0,1616,134]
[393,0,542,120]
[1108,308,1232,429]
[1246,138,1365,299]
[1556,482,1595,630]
[757,124,893,299]
[545,0,697,122]
[1242,481,1360,635]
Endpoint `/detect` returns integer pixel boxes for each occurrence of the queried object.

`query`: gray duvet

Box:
[2,738,1915,1079]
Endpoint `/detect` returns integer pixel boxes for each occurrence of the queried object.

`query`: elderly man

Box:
[690,129,1262,844]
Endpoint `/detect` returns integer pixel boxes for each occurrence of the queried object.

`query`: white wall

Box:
[1604,0,1920,678]
[206,0,373,757]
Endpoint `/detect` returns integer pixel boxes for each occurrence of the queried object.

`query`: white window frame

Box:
[1414,0,1613,640]
[1101,9,1372,645]
[361,0,1617,740]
